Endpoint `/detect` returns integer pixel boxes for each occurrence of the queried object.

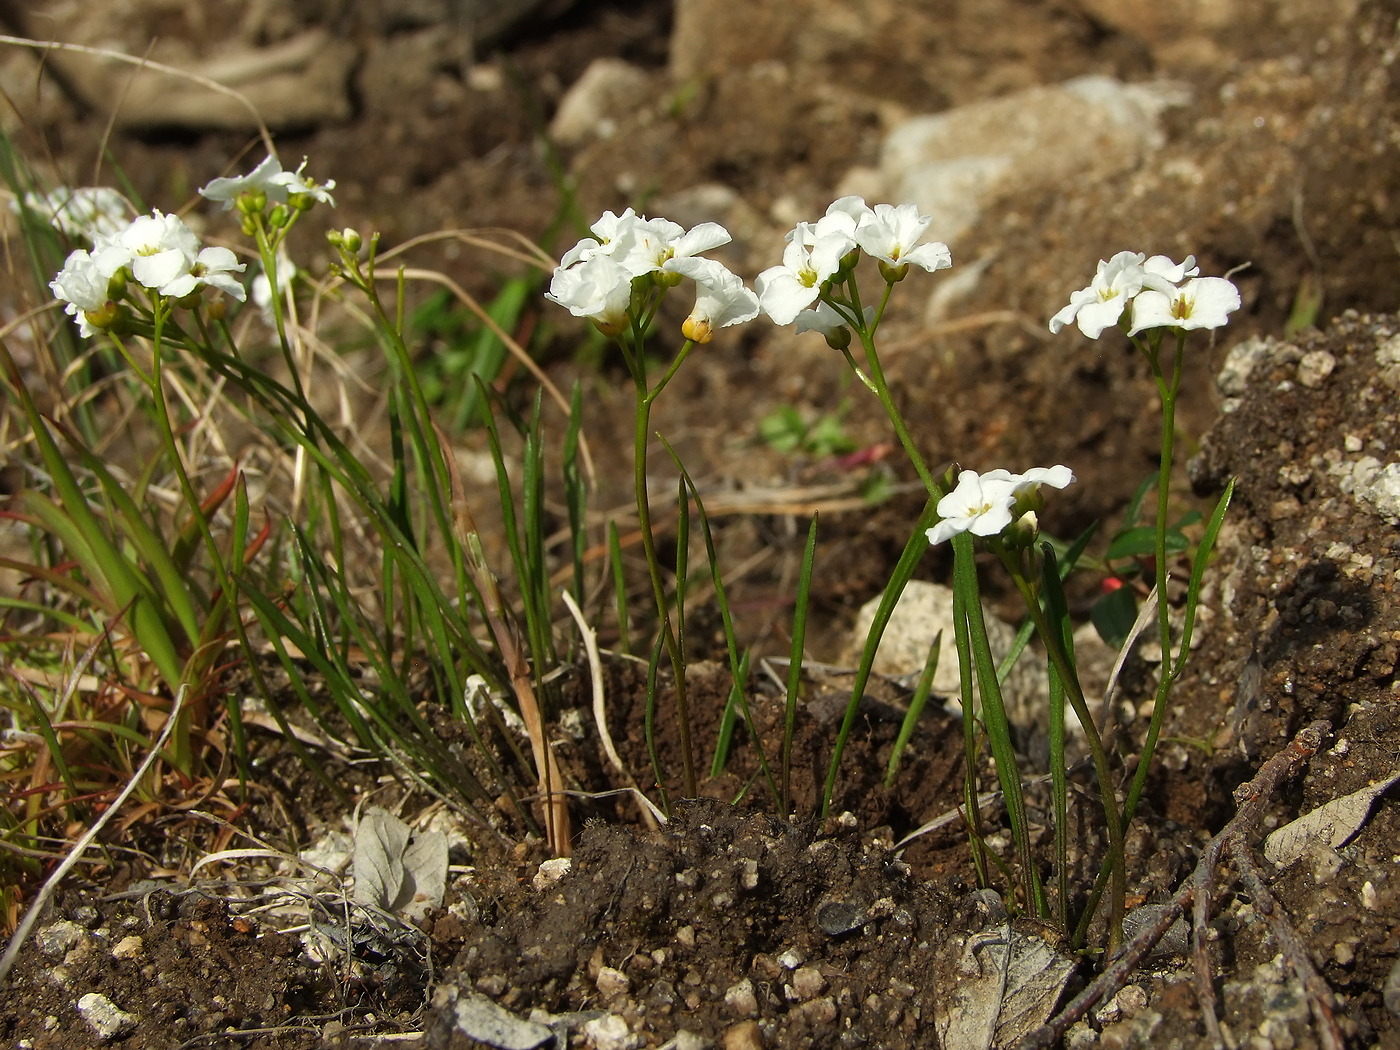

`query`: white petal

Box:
[755,268,819,325]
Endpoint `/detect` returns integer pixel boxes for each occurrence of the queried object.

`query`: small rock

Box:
[801,996,838,1024]
[817,900,865,936]
[723,978,758,1018]
[847,580,1044,723]
[1357,463,1400,523]
[739,859,759,891]
[533,857,572,890]
[75,993,137,1042]
[433,985,554,1049]
[583,1013,640,1050]
[777,948,805,969]
[660,1032,713,1050]
[790,966,826,1001]
[35,921,87,958]
[720,1020,764,1050]
[1296,349,1336,387]
[1116,985,1149,1017]
[110,935,144,961]
[596,966,630,1000]
[1385,956,1400,1017]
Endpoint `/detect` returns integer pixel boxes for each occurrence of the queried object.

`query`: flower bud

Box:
[823,326,852,351]
[174,291,203,311]
[328,227,362,253]
[592,316,628,339]
[236,190,267,216]
[655,268,684,290]
[681,315,714,344]
[1003,510,1040,549]
[268,204,291,229]
[105,268,128,301]
[83,301,120,331]
[878,259,910,285]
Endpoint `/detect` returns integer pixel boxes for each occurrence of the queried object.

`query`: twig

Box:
[0,685,188,988]
[1020,719,1330,1049]
[1229,842,1345,1050]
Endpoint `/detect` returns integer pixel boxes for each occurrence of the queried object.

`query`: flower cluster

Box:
[546,209,758,342]
[200,154,337,214]
[756,197,951,327]
[927,465,1075,546]
[18,186,131,242]
[50,210,247,336]
[1049,251,1240,338]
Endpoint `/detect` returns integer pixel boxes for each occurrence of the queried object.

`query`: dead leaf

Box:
[1264,770,1400,866]
[353,807,448,921]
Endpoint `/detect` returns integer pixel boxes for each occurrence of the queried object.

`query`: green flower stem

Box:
[1124,330,1187,825]
[630,333,700,798]
[1000,547,1125,952]
[143,299,242,768]
[854,321,941,499]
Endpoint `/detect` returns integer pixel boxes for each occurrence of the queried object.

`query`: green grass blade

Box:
[1172,478,1234,679]
[782,515,819,815]
[884,630,941,789]
[820,495,938,818]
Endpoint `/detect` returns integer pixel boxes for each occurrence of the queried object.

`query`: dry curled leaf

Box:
[1264,770,1400,866]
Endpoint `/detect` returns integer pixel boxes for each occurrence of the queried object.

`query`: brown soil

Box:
[3,1,1400,1048]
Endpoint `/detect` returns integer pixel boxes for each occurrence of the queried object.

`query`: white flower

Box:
[755,224,850,326]
[981,464,1077,499]
[927,469,1021,546]
[20,187,130,241]
[667,257,759,343]
[199,154,334,209]
[160,246,247,301]
[1049,251,1148,338]
[105,211,200,290]
[544,253,634,335]
[50,247,126,336]
[855,203,951,273]
[1142,253,1198,292]
[926,464,1076,546]
[793,301,859,337]
[200,154,297,207]
[1128,277,1241,334]
[818,196,874,241]
[620,217,732,278]
[288,158,336,206]
[252,255,297,321]
[558,208,640,268]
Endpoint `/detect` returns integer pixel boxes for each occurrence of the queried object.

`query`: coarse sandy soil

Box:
[3,1,1400,1048]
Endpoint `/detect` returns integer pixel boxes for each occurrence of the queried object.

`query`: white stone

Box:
[849,76,1188,246]
[596,965,631,999]
[550,58,653,146]
[723,978,758,1018]
[584,1013,641,1050]
[35,921,86,959]
[533,857,572,890]
[1357,463,1400,523]
[76,993,137,1042]
[847,580,1045,723]
[1296,349,1336,388]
